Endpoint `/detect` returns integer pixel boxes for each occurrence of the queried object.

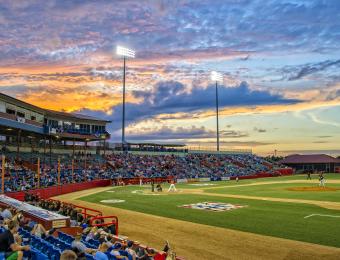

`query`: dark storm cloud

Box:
[126,126,214,141]
[288,59,340,81]
[78,80,300,137]
[120,126,248,142]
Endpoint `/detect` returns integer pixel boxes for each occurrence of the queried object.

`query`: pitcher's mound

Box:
[287,187,340,192]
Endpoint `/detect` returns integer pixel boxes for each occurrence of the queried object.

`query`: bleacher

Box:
[106,153,273,179]
[0,201,169,260]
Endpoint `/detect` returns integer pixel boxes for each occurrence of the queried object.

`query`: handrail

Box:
[90,215,119,235]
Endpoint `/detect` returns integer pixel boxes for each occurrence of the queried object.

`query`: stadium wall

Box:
[6,179,111,201]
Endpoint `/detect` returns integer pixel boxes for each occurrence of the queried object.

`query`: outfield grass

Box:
[205,182,340,202]
[80,182,340,248]
[176,173,340,189]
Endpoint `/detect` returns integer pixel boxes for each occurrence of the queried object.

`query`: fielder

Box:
[319,173,325,187]
[168,180,177,192]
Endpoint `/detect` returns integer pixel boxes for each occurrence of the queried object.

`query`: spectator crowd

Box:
[1,151,274,192]
[0,197,170,259]
[107,153,272,179]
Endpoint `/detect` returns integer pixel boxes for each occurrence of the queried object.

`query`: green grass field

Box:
[205,182,340,202]
[80,174,340,248]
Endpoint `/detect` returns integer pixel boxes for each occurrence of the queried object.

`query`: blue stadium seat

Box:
[29,248,49,260]
[86,253,95,260]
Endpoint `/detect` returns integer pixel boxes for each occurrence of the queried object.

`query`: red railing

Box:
[90,215,119,236]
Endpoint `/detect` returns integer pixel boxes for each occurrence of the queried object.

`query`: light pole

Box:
[116,46,135,151]
[211,71,223,152]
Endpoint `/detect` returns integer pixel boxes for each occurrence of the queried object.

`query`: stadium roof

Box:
[280,154,340,164]
[126,142,186,147]
[0,92,111,123]
[45,109,111,123]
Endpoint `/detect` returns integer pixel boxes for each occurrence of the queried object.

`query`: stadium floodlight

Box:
[211,71,223,82]
[116,46,135,58]
[116,45,136,152]
[210,71,223,152]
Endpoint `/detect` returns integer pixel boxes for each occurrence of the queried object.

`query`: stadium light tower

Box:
[116,46,135,150]
[211,71,223,152]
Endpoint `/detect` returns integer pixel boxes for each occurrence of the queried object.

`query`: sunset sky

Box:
[0,0,339,155]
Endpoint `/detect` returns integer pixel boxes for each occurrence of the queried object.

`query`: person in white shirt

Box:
[167,180,177,192]
[1,208,12,220]
[125,241,137,260]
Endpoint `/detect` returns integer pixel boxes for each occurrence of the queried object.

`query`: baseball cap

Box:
[113,243,122,249]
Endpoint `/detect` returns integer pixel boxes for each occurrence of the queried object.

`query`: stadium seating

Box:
[1,151,283,192]
[0,203,166,260]
[106,153,274,179]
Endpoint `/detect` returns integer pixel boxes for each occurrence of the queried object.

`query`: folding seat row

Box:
[19,228,61,259]
[58,231,75,244]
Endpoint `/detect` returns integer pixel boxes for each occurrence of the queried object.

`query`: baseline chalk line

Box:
[304,214,340,219]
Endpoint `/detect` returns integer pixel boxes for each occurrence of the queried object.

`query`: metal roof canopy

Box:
[0,93,111,124]
[280,154,340,164]
[125,142,186,147]
[0,126,105,142]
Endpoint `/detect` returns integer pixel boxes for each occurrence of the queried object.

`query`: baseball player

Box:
[168,179,177,192]
[319,173,325,187]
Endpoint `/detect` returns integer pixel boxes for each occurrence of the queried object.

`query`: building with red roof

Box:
[280,154,340,173]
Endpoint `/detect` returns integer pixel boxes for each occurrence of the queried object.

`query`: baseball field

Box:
[55,174,340,259]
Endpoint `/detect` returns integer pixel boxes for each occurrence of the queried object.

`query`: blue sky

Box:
[0,0,339,155]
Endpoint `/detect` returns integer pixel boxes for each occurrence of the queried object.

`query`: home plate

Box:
[100,199,125,203]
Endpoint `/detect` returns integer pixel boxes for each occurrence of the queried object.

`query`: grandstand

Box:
[0,92,111,160]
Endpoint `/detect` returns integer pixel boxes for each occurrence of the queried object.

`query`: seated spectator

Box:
[12,211,24,224]
[71,233,96,254]
[77,209,84,223]
[0,220,30,260]
[1,207,13,220]
[31,223,49,238]
[94,243,109,260]
[84,226,98,241]
[125,241,137,260]
[60,250,78,260]
[98,231,108,244]
[110,242,128,259]
[146,248,157,260]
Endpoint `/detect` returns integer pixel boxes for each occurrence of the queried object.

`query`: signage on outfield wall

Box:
[221,177,231,181]
[199,178,211,182]
[177,178,188,183]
